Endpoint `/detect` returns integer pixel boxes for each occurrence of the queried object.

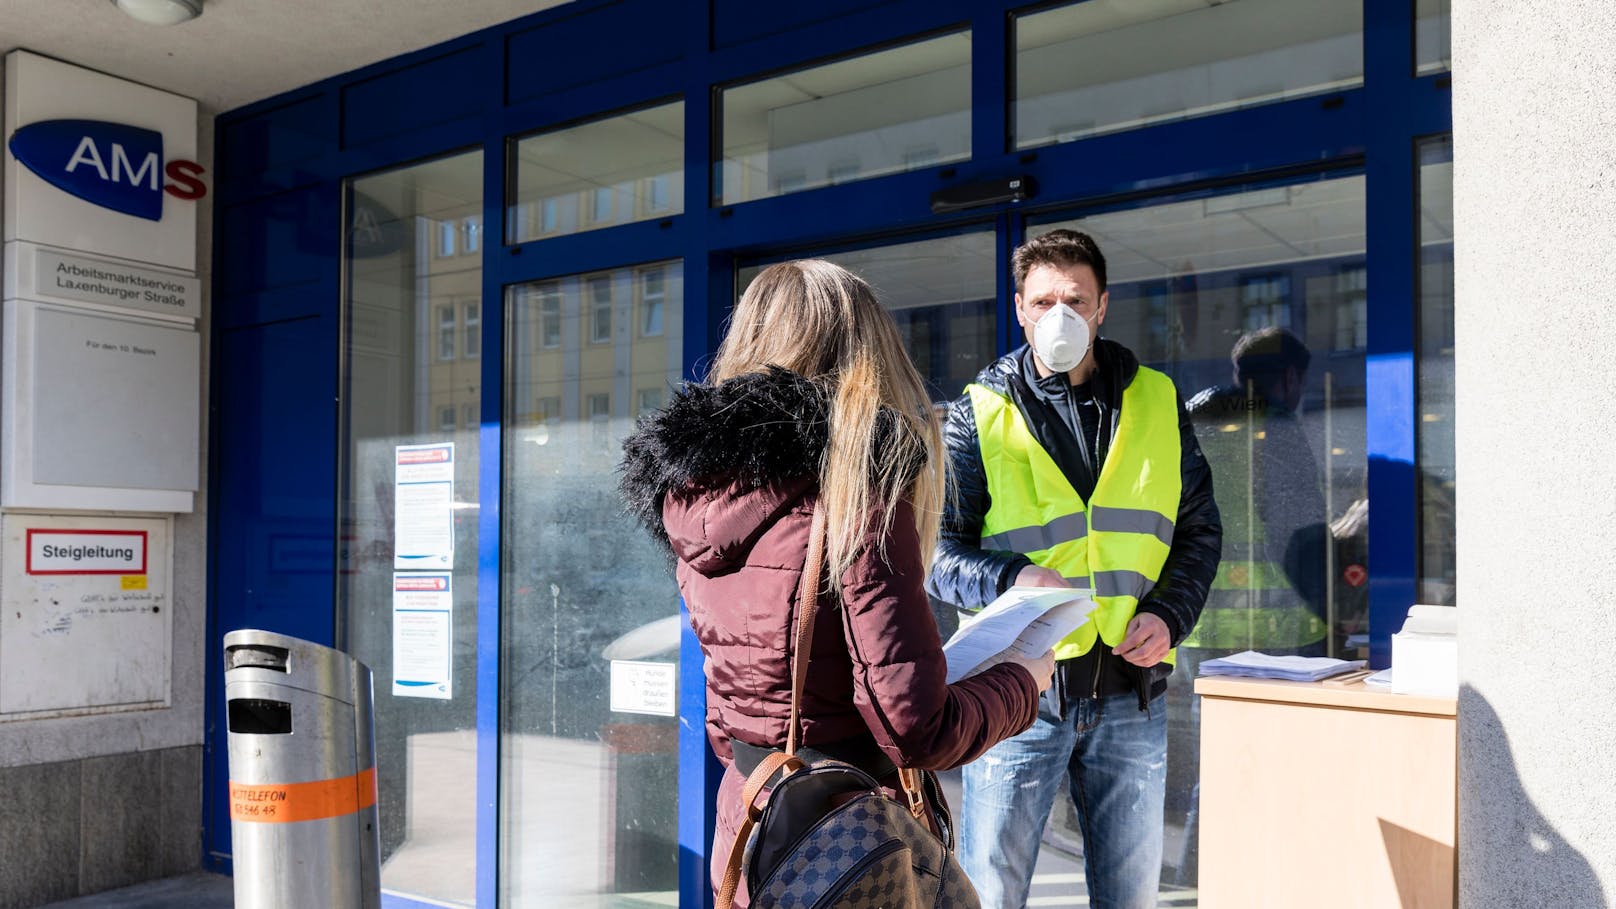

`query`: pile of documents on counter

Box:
[1196,650,1366,683]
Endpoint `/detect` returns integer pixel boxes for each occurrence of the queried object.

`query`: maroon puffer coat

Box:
[620,367,1039,769]
[620,367,1040,905]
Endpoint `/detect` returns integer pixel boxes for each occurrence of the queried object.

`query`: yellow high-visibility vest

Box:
[968,366,1181,662]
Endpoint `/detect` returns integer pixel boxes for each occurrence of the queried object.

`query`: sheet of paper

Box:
[394,442,455,569]
[943,586,1096,684]
[392,572,453,699]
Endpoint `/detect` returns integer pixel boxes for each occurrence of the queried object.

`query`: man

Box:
[1165,326,1327,885]
[1185,326,1329,660]
[928,229,1222,909]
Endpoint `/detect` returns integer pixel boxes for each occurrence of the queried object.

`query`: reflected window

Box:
[1034,174,1368,888]
[637,387,664,414]
[1417,0,1451,74]
[342,149,483,907]
[438,304,456,360]
[536,396,560,424]
[534,285,563,349]
[646,174,672,212]
[640,268,666,338]
[464,301,480,359]
[1333,267,1368,351]
[502,260,683,907]
[1240,274,1291,332]
[719,32,971,205]
[589,277,613,343]
[1014,0,1363,148]
[463,215,482,253]
[1418,136,1455,604]
[737,231,996,402]
[509,102,684,244]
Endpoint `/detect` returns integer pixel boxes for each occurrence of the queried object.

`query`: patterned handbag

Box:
[715,505,982,909]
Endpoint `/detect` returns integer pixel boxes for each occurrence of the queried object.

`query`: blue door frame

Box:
[205,1,1451,904]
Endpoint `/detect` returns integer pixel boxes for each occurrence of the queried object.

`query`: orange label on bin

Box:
[229,767,376,824]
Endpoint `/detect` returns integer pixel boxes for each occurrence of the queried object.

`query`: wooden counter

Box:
[1194,676,1456,909]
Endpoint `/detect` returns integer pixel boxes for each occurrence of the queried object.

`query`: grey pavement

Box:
[35,872,232,909]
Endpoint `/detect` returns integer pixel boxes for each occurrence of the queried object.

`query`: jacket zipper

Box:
[1091,391,1113,702]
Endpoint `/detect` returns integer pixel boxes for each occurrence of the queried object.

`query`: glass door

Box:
[341,150,485,907]
[1032,173,1369,893]
[499,261,684,907]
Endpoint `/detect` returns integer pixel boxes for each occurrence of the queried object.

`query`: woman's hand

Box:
[996,648,1056,691]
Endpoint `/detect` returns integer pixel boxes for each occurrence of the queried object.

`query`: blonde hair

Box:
[710,260,945,578]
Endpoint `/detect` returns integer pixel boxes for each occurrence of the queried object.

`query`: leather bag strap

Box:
[785,504,828,755]
[715,501,930,906]
[716,504,827,908]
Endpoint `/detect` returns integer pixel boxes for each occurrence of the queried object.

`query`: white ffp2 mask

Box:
[1032,303,1094,373]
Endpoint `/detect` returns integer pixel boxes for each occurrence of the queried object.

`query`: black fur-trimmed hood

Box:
[618,366,920,552]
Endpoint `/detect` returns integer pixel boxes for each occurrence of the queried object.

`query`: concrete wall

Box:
[1454,3,1616,906]
[0,115,212,908]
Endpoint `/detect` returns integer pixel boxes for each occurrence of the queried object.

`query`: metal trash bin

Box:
[224,630,381,909]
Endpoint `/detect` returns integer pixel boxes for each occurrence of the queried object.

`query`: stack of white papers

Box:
[1197,650,1366,682]
[943,586,1098,684]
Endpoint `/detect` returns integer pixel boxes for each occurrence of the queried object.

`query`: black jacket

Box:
[927,341,1223,711]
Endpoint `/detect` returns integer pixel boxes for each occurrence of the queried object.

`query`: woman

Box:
[619,259,1053,904]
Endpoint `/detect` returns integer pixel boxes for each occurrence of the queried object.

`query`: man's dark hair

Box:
[1232,326,1311,385]
[1012,229,1108,292]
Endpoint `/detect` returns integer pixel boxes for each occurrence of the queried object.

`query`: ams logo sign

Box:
[7,119,206,222]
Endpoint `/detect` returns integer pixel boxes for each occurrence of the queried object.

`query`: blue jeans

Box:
[959,693,1167,909]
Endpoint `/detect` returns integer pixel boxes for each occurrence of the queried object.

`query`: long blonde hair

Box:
[710,260,945,578]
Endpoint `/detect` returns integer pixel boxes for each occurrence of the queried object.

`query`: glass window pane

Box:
[501,261,683,907]
[1034,174,1367,891]
[509,102,685,244]
[736,231,996,402]
[1014,0,1363,148]
[342,149,483,907]
[719,32,971,205]
[1418,136,1455,604]
[1417,0,1452,74]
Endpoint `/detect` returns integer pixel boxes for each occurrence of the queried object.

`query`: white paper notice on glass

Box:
[610,660,678,717]
[392,572,453,699]
[943,586,1098,684]
[395,442,454,570]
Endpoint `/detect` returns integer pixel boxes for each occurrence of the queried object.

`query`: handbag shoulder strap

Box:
[715,499,927,907]
[784,501,828,755]
[715,501,827,909]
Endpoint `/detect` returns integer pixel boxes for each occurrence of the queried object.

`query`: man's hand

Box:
[1114,613,1170,666]
[1015,565,1071,588]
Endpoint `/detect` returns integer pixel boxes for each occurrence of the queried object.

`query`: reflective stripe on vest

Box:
[969,367,1182,662]
[1182,558,1327,648]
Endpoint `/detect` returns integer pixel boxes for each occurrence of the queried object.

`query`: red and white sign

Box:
[394,574,449,592]
[1343,564,1368,588]
[26,528,147,574]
